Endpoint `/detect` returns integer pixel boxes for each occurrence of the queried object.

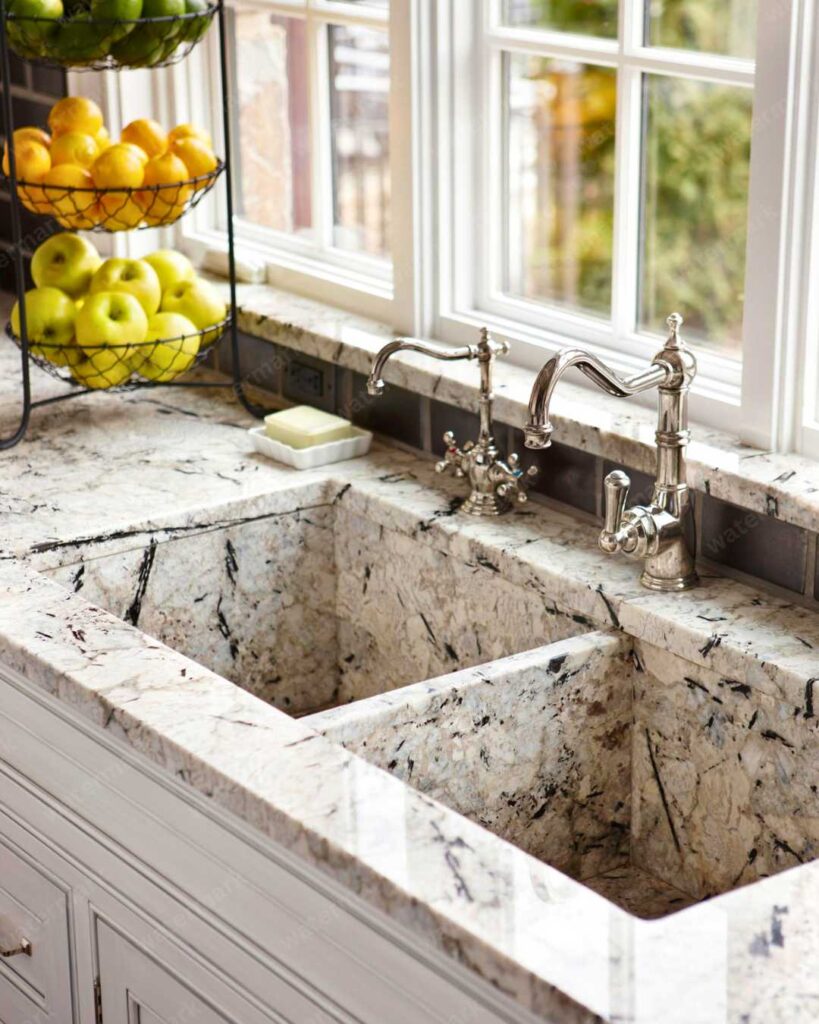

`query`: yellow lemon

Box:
[3,138,50,181]
[121,118,167,159]
[48,97,104,139]
[98,191,146,231]
[91,143,145,189]
[169,136,217,189]
[50,131,99,170]
[138,152,192,226]
[2,127,52,175]
[95,125,111,151]
[41,164,98,229]
[167,123,212,149]
[18,182,51,215]
[119,142,149,167]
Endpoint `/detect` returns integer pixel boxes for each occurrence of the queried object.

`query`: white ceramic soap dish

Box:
[249,425,373,469]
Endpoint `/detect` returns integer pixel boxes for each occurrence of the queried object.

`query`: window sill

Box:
[234,281,819,535]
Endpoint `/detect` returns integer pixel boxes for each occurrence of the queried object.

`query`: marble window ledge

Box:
[234,282,819,536]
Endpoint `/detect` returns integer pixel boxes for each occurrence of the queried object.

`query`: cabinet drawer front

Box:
[0,837,73,1019]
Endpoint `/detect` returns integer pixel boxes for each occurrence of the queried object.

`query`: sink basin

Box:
[306,630,819,919]
[43,482,587,716]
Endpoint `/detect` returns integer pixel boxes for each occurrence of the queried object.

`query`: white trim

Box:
[176,0,398,318]
[435,0,752,434]
[740,0,810,450]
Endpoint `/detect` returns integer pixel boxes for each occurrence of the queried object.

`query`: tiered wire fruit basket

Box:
[0,0,261,448]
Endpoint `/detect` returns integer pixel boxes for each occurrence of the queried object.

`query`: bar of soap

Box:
[264,406,355,450]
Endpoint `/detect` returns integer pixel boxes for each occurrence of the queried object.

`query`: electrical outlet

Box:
[283,354,336,412]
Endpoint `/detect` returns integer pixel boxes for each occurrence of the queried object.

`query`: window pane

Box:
[505,54,617,317]
[503,0,618,38]
[233,12,312,238]
[646,0,757,59]
[329,25,391,259]
[639,76,753,356]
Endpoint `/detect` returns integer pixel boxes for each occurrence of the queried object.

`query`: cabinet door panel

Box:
[0,836,73,1022]
[97,922,274,1024]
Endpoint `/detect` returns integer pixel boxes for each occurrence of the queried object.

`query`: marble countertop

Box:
[1,344,818,1024]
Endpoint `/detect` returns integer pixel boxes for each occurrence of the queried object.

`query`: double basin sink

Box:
[43,475,817,922]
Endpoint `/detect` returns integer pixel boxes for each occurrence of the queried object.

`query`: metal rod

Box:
[0,0,32,449]
[216,0,266,419]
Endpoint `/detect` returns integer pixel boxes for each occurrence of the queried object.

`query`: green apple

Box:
[136,311,200,382]
[143,249,195,293]
[52,13,110,62]
[90,0,143,44]
[76,290,148,361]
[72,347,137,389]
[6,0,62,54]
[179,0,211,44]
[160,276,226,344]
[90,258,161,316]
[11,286,77,364]
[32,232,102,299]
[110,0,183,65]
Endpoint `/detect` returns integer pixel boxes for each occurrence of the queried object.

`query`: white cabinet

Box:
[0,668,539,1024]
[0,835,73,1024]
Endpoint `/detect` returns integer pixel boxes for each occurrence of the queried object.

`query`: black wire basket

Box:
[7,160,223,230]
[4,2,217,70]
[7,314,229,390]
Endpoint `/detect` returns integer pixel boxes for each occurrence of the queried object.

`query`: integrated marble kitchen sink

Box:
[42,479,587,716]
[307,630,819,920]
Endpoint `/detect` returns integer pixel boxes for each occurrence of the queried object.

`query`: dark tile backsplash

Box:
[520,432,599,516]
[700,495,808,594]
[430,400,480,457]
[347,373,423,450]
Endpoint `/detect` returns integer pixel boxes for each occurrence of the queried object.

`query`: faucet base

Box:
[640,570,699,592]
[461,491,512,517]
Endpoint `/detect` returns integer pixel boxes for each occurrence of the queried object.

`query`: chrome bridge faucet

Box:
[367,328,537,516]
[524,314,698,591]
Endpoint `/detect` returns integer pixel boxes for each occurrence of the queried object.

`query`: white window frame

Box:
[99,0,819,455]
[432,0,810,443]
[171,0,414,325]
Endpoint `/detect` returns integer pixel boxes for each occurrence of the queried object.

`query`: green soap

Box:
[264,405,354,450]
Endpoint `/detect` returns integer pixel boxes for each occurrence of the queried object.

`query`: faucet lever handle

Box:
[600,470,631,553]
[435,431,466,478]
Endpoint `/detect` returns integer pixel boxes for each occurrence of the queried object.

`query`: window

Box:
[165,0,393,320]
[151,0,818,454]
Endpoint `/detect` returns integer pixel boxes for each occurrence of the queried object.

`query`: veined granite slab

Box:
[309,630,819,918]
[0,353,818,1021]
[1,567,817,1023]
[42,490,585,714]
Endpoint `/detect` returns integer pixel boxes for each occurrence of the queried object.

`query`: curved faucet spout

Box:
[524,349,670,449]
[366,339,477,396]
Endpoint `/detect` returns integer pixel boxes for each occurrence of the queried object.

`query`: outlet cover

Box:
[283,353,336,412]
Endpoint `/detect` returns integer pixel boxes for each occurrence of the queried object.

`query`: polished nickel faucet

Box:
[524,313,698,591]
[367,328,537,516]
